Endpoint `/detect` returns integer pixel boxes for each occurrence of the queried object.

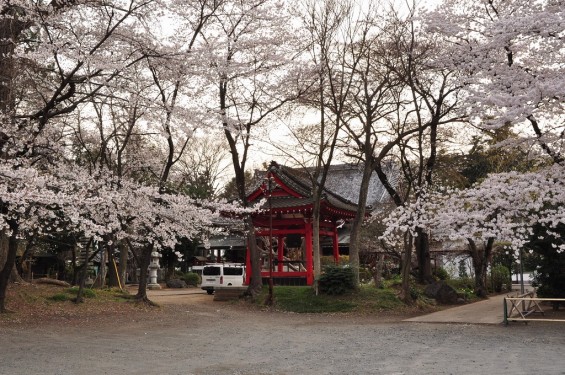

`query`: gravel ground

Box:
[1,289,565,375]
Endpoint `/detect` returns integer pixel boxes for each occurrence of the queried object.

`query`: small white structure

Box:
[148,251,162,290]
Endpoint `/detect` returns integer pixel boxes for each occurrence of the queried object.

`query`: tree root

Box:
[133,294,160,307]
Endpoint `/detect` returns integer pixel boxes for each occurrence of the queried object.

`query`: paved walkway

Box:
[405,285,533,324]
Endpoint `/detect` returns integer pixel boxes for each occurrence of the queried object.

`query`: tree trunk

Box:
[94,245,107,288]
[165,257,175,282]
[467,238,494,298]
[0,222,19,313]
[415,229,433,284]
[401,232,414,304]
[312,186,322,296]
[135,244,153,303]
[0,17,18,113]
[118,241,128,286]
[349,161,373,287]
[373,253,385,287]
[74,238,93,304]
[245,217,262,296]
[106,246,120,288]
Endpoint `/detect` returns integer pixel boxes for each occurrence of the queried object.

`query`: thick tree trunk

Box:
[373,253,385,287]
[467,238,494,298]
[0,18,17,114]
[165,258,175,282]
[415,229,433,284]
[135,244,153,302]
[94,245,107,288]
[74,237,93,304]
[349,161,373,287]
[0,222,19,313]
[118,241,128,286]
[401,232,414,304]
[245,217,262,296]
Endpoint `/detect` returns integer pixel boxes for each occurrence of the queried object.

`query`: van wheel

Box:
[207,290,214,295]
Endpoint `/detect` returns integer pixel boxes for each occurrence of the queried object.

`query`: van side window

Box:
[223,267,244,276]
[203,266,221,276]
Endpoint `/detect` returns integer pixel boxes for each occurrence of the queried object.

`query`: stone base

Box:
[147,283,161,290]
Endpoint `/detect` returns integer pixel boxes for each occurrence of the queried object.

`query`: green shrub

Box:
[434,267,450,281]
[183,272,201,286]
[383,274,403,288]
[48,293,69,302]
[174,270,185,278]
[491,264,511,293]
[318,265,355,295]
[446,277,474,289]
[409,287,419,300]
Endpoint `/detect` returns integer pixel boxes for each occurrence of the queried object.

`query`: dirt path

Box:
[1,286,565,374]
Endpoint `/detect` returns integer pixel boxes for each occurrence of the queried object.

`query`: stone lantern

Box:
[148,251,162,290]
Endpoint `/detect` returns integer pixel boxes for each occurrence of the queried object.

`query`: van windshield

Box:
[223,267,244,276]
[203,266,221,276]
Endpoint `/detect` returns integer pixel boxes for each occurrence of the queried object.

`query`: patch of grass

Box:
[268,284,408,314]
[48,293,70,302]
[352,285,406,313]
[67,287,97,298]
[274,286,356,313]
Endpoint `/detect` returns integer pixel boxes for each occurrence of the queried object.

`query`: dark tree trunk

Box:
[74,238,93,304]
[244,217,262,297]
[135,244,153,303]
[349,160,374,286]
[118,241,129,287]
[0,222,19,313]
[94,245,107,288]
[106,246,120,288]
[165,258,175,282]
[372,253,385,287]
[401,232,414,304]
[415,229,433,284]
[468,238,494,298]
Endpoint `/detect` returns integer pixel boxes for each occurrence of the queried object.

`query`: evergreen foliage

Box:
[491,265,511,293]
[318,265,355,295]
[529,224,565,304]
[183,272,201,286]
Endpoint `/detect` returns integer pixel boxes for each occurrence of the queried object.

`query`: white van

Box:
[201,263,245,294]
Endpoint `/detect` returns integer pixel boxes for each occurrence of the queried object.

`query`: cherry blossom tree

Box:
[382,164,565,297]
[380,0,565,298]
[201,0,308,296]
[0,0,164,312]
[425,0,564,162]
[0,158,225,309]
[0,0,230,310]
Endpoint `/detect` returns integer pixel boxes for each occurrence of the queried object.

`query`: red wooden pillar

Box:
[333,223,340,265]
[277,236,284,272]
[305,221,313,285]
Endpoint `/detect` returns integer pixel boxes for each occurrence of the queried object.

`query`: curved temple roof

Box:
[247,161,388,220]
